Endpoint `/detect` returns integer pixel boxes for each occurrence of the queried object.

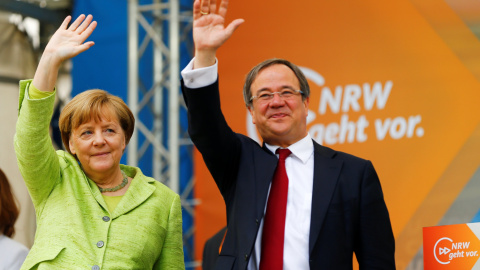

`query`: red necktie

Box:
[260,148,291,270]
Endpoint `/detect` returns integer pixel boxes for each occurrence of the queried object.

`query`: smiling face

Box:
[69,111,126,179]
[248,64,309,147]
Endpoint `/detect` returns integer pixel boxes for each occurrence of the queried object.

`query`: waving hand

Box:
[33,14,97,92]
[193,0,244,68]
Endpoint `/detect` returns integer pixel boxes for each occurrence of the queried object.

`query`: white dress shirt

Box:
[182,59,314,270]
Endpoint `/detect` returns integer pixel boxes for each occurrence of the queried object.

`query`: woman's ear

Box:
[69,138,76,155]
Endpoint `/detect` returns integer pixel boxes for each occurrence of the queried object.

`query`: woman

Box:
[14,14,184,269]
[0,168,29,270]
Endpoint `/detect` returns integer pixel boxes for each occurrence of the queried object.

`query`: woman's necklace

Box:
[98,170,129,193]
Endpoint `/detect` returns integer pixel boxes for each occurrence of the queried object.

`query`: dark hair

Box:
[0,169,19,237]
[243,58,310,107]
[59,89,135,155]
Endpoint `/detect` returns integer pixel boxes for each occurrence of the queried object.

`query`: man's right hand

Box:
[193,0,244,69]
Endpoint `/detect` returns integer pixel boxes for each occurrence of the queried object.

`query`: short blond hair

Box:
[59,89,135,155]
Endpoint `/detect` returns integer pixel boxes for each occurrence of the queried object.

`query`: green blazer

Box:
[15,80,185,270]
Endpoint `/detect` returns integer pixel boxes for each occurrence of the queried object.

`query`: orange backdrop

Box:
[193,0,480,269]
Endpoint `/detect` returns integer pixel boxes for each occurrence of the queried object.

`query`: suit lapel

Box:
[112,166,156,219]
[89,177,109,212]
[252,141,343,255]
[309,141,343,254]
[255,144,278,220]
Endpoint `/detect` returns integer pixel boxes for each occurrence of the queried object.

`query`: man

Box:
[181,0,396,269]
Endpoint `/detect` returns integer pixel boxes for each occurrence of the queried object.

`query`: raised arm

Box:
[32,14,96,92]
[15,15,97,213]
[192,0,244,69]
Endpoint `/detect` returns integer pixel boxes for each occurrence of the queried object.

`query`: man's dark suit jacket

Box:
[182,80,395,270]
[203,227,227,270]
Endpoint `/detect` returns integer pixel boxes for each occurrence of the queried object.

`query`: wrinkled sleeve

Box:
[154,194,185,269]
[14,79,60,216]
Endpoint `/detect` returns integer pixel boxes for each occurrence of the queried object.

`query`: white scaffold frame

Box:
[127,0,199,267]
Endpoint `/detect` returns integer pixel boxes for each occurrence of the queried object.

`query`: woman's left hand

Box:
[44,14,97,64]
[32,14,97,92]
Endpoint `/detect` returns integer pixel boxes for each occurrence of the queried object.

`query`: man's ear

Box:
[247,105,256,125]
[303,97,310,117]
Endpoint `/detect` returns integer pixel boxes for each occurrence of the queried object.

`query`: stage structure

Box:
[127,0,198,267]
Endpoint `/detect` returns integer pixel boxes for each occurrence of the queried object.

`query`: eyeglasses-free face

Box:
[69,114,126,181]
[247,64,309,148]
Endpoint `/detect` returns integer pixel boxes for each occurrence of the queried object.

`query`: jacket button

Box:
[102,216,110,222]
[245,254,248,261]
[97,241,104,248]
[92,265,100,270]
[255,219,259,225]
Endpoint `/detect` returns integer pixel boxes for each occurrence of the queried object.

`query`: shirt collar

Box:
[265,134,314,164]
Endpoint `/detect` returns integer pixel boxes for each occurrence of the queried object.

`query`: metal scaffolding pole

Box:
[127,0,181,196]
[127,0,139,168]
[127,0,197,267]
[169,0,180,194]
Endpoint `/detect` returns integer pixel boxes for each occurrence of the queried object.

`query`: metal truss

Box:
[127,0,198,267]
